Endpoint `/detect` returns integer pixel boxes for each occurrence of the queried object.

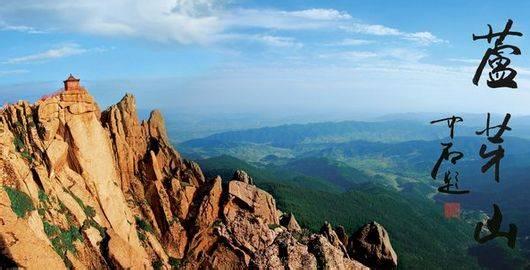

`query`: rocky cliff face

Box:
[0,81,397,269]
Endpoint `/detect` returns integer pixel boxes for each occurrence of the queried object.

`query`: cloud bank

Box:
[0,0,443,46]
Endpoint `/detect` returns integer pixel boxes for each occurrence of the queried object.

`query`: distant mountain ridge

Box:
[183,120,448,147]
[180,116,530,151]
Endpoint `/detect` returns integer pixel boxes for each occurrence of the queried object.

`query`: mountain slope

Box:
[0,80,397,269]
[197,153,530,269]
[195,154,483,269]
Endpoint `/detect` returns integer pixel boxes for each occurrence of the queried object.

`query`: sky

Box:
[2,0,530,119]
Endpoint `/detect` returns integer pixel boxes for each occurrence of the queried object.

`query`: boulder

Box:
[348,221,398,270]
[280,212,302,232]
[309,235,369,270]
[225,180,279,224]
[222,180,281,253]
[252,231,317,269]
[232,170,254,185]
[320,221,349,258]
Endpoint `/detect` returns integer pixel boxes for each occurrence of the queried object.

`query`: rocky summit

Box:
[0,76,397,269]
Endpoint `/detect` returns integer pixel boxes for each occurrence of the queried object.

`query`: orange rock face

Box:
[0,78,395,269]
[348,221,398,270]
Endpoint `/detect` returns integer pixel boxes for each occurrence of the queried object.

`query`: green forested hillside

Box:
[195,155,528,269]
[260,181,479,269]
[180,119,530,269]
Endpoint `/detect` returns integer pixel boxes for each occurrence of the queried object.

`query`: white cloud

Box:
[222,8,351,31]
[326,38,374,46]
[514,67,530,76]
[0,22,46,34]
[255,35,303,48]
[403,32,445,45]
[217,33,303,48]
[448,58,480,64]
[342,23,446,46]
[328,51,379,60]
[343,23,401,36]
[3,44,88,64]
[343,51,379,59]
[0,0,223,44]
[383,48,428,62]
[0,1,352,44]
[0,69,28,76]
[319,48,426,63]
[172,0,219,16]
[0,0,445,48]
[287,9,352,20]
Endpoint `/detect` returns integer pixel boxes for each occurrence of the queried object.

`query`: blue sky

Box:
[2,0,530,118]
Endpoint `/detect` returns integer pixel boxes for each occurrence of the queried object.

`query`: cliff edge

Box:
[0,77,397,269]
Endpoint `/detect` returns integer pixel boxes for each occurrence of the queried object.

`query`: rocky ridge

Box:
[0,78,397,269]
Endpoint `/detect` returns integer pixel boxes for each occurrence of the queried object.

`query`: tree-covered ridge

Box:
[196,154,529,269]
[181,118,530,269]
